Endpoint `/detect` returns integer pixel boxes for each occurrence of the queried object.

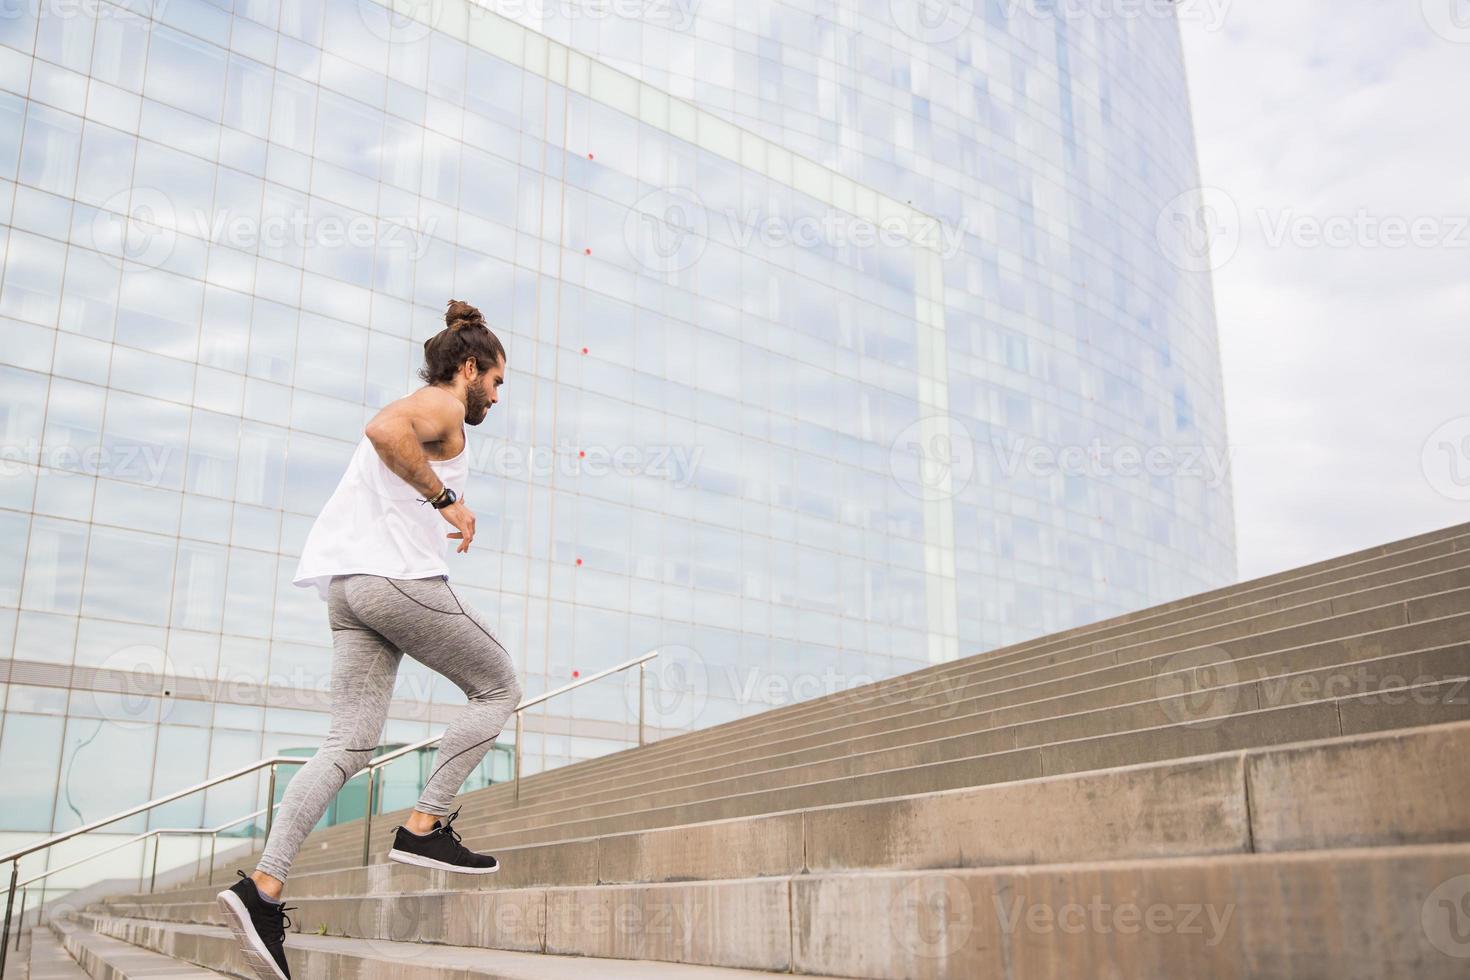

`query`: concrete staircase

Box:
[46,522,1470,978]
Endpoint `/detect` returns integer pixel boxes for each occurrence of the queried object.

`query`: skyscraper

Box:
[0,0,1234,847]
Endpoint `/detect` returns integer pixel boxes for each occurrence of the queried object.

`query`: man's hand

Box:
[440,498,476,553]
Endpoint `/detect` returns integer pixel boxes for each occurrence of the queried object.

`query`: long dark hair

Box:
[419,299,505,385]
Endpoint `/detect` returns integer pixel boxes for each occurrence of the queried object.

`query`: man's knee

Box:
[469,676,522,708]
[327,746,376,783]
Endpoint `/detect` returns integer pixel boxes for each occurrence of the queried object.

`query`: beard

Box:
[465,379,491,425]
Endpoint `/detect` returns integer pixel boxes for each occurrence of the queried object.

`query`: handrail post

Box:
[264,765,278,841]
[13,888,24,950]
[360,768,377,867]
[207,832,217,886]
[638,660,647,746]
[2,858,19,974]
[149,834,161,894]
[513,712,523,803]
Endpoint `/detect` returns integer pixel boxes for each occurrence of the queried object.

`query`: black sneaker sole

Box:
[386,848,500,874]
[216,888,290,980]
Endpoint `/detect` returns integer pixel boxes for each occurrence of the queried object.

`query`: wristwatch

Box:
[423,486,458,509]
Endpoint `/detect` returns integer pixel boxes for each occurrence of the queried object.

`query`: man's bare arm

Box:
[363,390,460,498]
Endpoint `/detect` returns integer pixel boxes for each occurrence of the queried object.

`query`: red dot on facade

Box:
[579,450,586,458]
[581,347,589,354]
[584,247,591,255]
[587,153,594,160]
[575,558,583,566]
[572,669,580,678]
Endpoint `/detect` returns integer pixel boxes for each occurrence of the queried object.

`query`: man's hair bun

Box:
[445,299,484,332]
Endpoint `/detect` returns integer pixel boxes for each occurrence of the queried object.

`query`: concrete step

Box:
[411,678,1470,856]
[87,844,1470,979]
[356,629,1470,848]
[284,589,1470,862]
[48,921,223,979]
[390,527,1470,816]
[503,539,1470,797]
[74,915,851,979]
[212,657,1467,884]
[21,926,85,980]
[476,561,1470,807]
[105,721,1470,917]
[439,613,1470,833]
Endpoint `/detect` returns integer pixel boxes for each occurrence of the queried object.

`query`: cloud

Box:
[1179,2,1470,578]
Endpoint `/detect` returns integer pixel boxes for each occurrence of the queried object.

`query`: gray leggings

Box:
[256,574,522,882]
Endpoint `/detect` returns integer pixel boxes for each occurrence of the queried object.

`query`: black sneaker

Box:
[386,807,499,874]
[216,871,295,980]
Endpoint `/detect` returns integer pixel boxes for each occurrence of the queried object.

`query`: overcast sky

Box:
[1175,1,1470,580]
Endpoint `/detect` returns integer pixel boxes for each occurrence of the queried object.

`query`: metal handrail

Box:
[0,648,661,970]
[8,806,278,953]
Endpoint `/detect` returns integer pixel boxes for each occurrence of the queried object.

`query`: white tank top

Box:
[293,431,470,600]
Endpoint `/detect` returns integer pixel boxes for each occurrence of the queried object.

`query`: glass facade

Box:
[0,0,1234,844]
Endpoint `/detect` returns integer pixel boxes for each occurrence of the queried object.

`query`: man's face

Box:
[465,355,505,426]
